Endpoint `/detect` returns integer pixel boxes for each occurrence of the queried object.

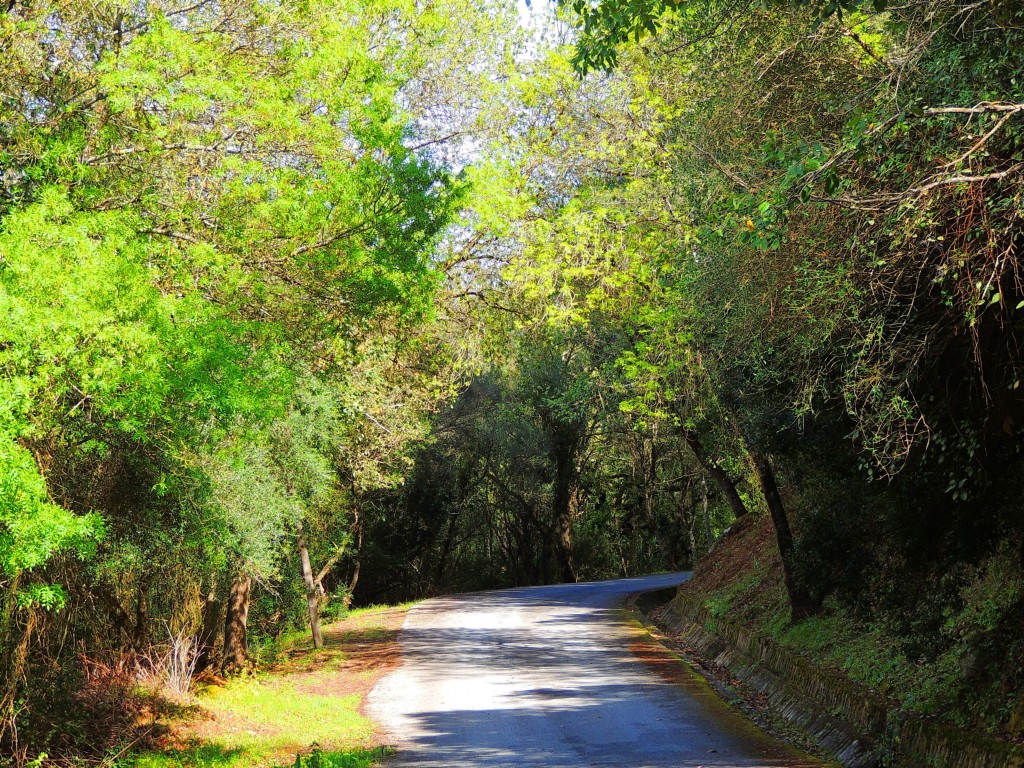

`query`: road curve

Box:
[368,573,822,768]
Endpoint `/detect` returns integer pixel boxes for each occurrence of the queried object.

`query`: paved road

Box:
[368,573,822,767]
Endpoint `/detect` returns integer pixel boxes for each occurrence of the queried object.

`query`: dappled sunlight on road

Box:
[369,575,822,767]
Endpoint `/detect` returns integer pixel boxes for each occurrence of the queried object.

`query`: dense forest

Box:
[2,0,1023,762]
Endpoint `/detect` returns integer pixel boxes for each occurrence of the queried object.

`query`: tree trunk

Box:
[297,521,323,649]
[133,575,150,649]
[556,510,576,584]
[637,438,675,569]
[93,581,133,644]
[702,474,714,551]
[348,508,363,597]
[749,452,816,622]
[679,425,750,520]
[195,579,220,672]
[550,433,579,584]
[313,543,347,597]
[222,572,251,675]
[0,591,37,748]
[679,480,697,567]
[434,508,461,591]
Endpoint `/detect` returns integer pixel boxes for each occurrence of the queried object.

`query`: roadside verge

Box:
[128,604,409,768]
[632,589,1024,768]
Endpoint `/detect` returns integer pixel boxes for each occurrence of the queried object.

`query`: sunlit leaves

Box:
[0,435,103,608]
[0,0,488,622]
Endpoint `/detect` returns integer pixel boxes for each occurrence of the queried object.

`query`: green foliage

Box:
[0,0,506,757]
[492,0,1024,735]
[130,743,389,768]
[4,0,1024,754]
[0,435,102,607]
[704,572,761,619]
[291,745,390,768]
[128,670,377,766]
[560,0,889,73]
[952,544,1024,636]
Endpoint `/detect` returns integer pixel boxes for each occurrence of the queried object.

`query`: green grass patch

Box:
[703,571,761,618]
[130,744,390,768]
[254,602,416,668]
[200,677,371,745]
[708,573,964,719]
[127,604,412,768]
[127,673,377,768]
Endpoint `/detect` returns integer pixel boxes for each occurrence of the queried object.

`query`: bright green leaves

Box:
[0,0,528,747]
[0,435,103,608]
[0,189,270,443]
[0,190,166,441]
[67,0,467,346]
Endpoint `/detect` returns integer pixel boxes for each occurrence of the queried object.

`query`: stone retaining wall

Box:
[655,592,1024,768]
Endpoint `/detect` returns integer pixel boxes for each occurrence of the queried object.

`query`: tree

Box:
[0,0,502,750]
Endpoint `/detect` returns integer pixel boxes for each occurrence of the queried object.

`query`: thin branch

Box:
[924,101,1024,116]
[842,27,889,68]
[407,131,462,151]
[83,133,240,165]
[313,542,348,587]
[140,227,202,245]
[942,109,1020,168]
[289,223,369,258]
[693,145,752,191]
[363,412,393,435]
[912,162,1024,195]
[124,0,218,33]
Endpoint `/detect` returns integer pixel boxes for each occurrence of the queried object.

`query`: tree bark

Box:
[680,426,750,520]
[556,509,576,584]
[637,437,675,569]
[749,452,816,622]
[678,479,697,567]
[297,521,323,649]
[702,474,714,551]
[549,425,581,585]
[434,508,461,591]
[314,543,346,591]
[348,508,363,597]
[222,572,251,675]
[92,581,134,644]
[0,575,21,741]
[0,586,38,747]
[133,575,150,649]
[195,579,220,672]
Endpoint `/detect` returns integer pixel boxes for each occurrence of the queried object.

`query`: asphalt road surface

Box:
[368,573,823,767]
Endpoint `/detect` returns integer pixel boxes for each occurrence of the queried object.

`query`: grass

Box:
[705,571,762,618]
[130,745,388,768]
[682,517,989,727]
[126,604,411,768]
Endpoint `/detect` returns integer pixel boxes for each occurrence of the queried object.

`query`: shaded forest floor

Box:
[127,605,410,768]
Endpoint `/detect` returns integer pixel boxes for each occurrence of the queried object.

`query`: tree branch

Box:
[924,101,1024,117]
[140,227,202,245]
[912,162,1024,194]
[313,541,348,587]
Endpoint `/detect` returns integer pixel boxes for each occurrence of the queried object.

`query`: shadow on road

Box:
[372,577,822,768]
